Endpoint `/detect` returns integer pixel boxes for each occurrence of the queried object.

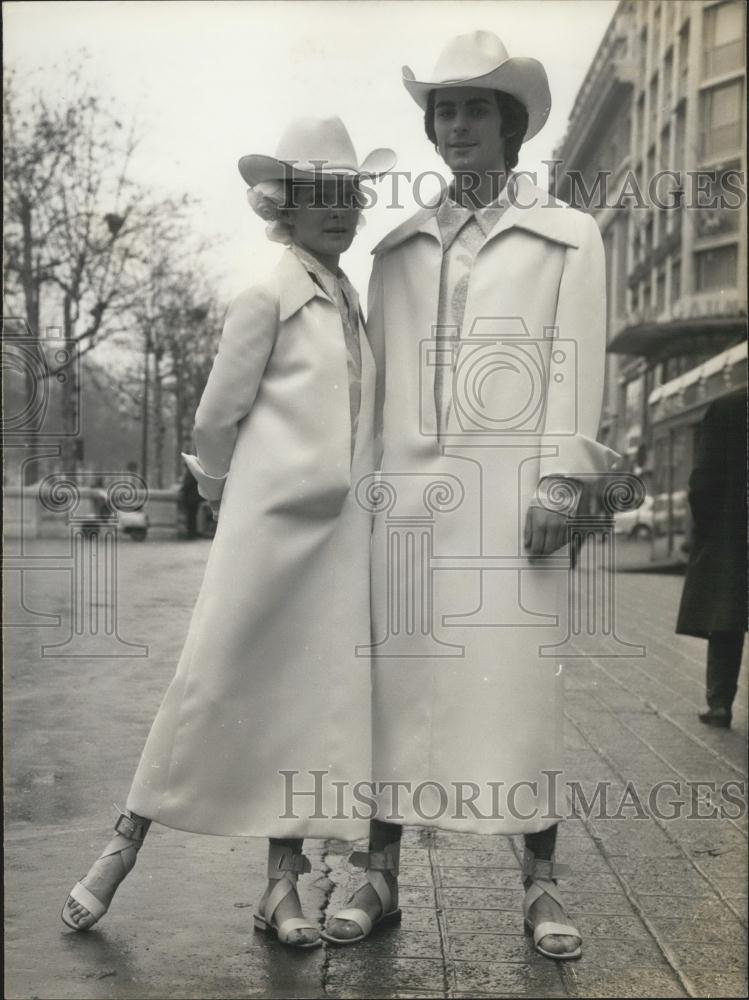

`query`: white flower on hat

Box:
[245,179,367,246]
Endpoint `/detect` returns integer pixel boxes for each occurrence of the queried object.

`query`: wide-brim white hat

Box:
[239,116,396,186]
[402,30,551,141]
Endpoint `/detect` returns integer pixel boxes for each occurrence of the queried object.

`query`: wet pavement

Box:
[4,539,747,998]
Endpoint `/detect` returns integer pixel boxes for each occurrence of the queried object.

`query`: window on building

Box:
[674,106,686,169]
[694,243,738,291]
[656,268,667,314]
[701,79,744,158]
[671,209,683,248]
[678,23,689,100]
[694,162,742,237]
[663,50,674,108]
[649,76,659,136]
[603,227,616,330]
[645,214,654,253]
[636,94,645,155]
[664,0,675,37]
[640,26,648,78]
[616,216,629,318]
[622,115,632,154]
[704,1,745,77]
[660,125,671,171]
[670,256,681,304]
[625,378,643,435]
[652,4,661,62]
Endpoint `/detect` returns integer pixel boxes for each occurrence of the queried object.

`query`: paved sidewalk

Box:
[324,574,748,998]
[4,542,747,998]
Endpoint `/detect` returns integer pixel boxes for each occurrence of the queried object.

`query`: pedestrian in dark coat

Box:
[676,386,747,727]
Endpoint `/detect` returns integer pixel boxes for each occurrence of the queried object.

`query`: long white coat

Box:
[127,249,375,839]
[366,174,619,835]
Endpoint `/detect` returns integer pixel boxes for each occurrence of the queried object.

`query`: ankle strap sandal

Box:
[253,844,321,949]
[321,843,402,945]
[61,807,151,931]
[522,847,582,961]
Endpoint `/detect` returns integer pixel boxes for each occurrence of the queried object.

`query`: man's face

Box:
[432,86,505,175]
[284,178,360,258]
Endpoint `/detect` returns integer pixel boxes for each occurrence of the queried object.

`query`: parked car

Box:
[653,490,687,536]
[119,508,149,541]
[80,489,149,541]
[614,495,655,540]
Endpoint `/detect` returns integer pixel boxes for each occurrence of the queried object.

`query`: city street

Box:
[4,538,747,999]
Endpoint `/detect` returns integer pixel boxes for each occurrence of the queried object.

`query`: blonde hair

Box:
[245,179,366,245]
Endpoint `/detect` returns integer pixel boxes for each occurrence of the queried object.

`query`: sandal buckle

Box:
[522,852,570,881]
[113,811,148,841]
[350,846,399,876]
[275,852,312,876]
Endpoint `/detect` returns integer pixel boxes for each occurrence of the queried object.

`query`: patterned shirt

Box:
[433,177,515,440]
[290,244,362,457]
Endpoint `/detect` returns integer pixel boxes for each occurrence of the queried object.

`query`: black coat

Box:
[676,387,747,638]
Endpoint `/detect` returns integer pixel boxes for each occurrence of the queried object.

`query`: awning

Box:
[607,315,747,358]
[648,340,747,405]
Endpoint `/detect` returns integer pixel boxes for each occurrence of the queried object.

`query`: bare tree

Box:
[3,62,194,472]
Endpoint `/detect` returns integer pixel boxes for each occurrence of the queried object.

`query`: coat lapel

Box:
[277,249,334,322]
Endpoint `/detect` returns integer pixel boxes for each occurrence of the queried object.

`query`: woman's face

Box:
[282,178,360,259]
[433,86,506,175]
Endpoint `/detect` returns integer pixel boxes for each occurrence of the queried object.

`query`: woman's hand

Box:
[523,506,568,557]
[209,500,221,520]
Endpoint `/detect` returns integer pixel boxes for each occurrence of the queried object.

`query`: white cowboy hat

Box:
[238,116,396,187]
[402,30,551,141]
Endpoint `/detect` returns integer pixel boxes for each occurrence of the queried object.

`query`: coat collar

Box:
[276,248,334,321]
[372,173,581,255]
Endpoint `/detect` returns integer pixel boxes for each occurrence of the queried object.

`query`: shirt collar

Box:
[289,243,359,311]
[436,172,516,242]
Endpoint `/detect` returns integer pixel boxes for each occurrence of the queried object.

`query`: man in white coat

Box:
[324,32,618,960]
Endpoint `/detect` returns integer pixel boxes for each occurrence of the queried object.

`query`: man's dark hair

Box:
[424,90,529,170]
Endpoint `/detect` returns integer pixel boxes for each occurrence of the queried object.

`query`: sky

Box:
[4,0,619,300]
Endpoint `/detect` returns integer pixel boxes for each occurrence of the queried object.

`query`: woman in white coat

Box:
[323,33,619,959]
[61,117,395,950]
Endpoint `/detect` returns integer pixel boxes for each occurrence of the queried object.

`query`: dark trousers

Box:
[706,631,745,711]
[370,819,558,859]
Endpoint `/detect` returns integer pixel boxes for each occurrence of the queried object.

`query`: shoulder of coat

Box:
[225,279,279,328]
[510,179,600,250]
[370,204,439,257]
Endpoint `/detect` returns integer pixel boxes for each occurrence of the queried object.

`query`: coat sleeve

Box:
[366,252,386,470]
[688,400,724,537]
[537,211,620,484]
[182,285,278,502]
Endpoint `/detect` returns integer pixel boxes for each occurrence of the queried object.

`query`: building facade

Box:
[552,0,747,559]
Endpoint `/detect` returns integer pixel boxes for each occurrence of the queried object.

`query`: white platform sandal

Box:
[321,843,402,945]
[253,843,321,949]
[61,809,150,931]
[522,847,582,961]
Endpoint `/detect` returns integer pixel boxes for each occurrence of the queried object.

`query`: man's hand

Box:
[523,505,569,557]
